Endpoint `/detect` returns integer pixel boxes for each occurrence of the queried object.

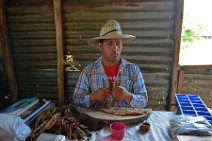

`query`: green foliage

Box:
[181,26,200,44]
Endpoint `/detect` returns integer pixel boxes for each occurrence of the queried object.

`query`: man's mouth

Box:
[110,53,119,56]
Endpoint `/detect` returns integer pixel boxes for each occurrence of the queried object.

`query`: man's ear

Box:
[98,43,103,50]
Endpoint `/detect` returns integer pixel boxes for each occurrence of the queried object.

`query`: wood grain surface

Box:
[77,107,152,124]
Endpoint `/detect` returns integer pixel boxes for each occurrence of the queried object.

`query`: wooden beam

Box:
[177,69,184,93]
[0,0,18,102]
[53,0,64,106]
[181,65,212,70]
[169,0,184,110]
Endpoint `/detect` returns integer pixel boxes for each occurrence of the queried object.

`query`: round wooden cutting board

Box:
[77,107,152,124]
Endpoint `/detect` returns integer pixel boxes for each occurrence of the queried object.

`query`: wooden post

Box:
[53,0,64,106]
[169,0,184,111]
[0,0,18,102]
[177,68,184,93]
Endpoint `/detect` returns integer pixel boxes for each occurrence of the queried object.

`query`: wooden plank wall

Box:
[2,0,182,110]
[177,65,212,109]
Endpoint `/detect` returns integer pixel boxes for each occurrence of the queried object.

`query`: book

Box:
[20,99,50,122]
[16,99,39,116]
[0,97,38,114]
[25,102,55,126]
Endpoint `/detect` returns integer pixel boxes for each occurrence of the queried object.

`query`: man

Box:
[73,19,147,108]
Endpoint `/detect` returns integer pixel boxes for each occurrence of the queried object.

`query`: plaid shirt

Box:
[73,57,148,108]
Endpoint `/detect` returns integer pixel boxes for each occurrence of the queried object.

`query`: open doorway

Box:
[179,0,212,65]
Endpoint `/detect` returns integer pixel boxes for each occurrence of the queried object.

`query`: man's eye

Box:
[108,42,113,46]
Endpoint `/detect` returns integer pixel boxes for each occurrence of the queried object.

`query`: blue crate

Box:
[176,93,212,126]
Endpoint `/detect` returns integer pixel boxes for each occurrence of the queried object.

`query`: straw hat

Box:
[87,20,136,47]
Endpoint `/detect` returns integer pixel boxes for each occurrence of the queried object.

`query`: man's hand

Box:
[112,86,133,106]
[90,87,111,104]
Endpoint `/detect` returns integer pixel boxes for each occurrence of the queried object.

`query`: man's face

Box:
[99,39,123,63]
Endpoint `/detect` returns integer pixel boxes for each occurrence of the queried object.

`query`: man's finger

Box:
[117,101,122,107]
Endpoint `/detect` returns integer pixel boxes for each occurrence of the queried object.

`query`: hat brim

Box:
[87,34,136,47]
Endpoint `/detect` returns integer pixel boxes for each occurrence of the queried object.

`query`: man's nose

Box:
[111,43,119,51]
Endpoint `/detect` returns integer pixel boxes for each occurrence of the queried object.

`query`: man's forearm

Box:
[128,93,147,108]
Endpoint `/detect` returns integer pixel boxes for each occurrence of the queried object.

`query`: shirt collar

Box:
[95,56,130,72]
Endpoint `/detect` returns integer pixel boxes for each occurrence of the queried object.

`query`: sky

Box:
[184,0,212,35]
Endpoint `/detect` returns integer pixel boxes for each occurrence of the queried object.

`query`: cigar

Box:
[110,82,115,91]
